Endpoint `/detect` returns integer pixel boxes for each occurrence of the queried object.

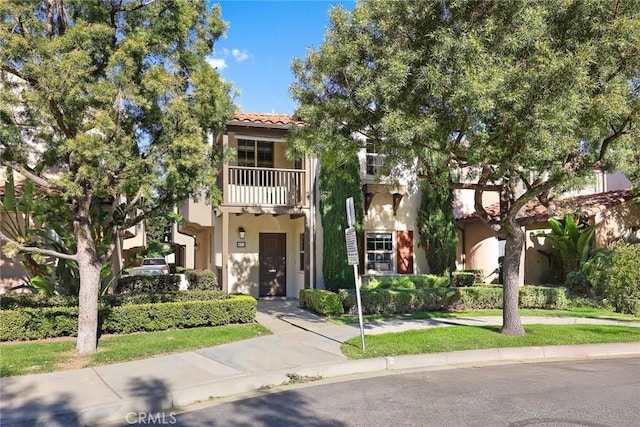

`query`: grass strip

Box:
[341,324,640,359]
[329,308,638,325]
[0,323,270,377]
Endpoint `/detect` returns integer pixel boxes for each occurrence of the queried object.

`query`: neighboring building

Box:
[0,173,147,293]
[455,173,639,285]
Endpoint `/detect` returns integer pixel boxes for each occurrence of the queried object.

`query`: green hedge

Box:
[605,244,640,315]
[115,274,181,294]
[459,286,504,309]
[299,289,344,316]
[363,275,450,290]
[519,285,568,309]
[0,294,79,310]
[451,270,484,287]
[0,295,257,341]
[0,306,80,341]
[340,288,462,315]
[184,269,219,290]
[0,290,228,310]
[339,285,568,315]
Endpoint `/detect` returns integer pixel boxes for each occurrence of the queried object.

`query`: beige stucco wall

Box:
[362,189,429,275]
[524,224,556,284]
[221,213,307,298]
[453,188,500,218]
[594,201,640,247]
[458,221,500,283]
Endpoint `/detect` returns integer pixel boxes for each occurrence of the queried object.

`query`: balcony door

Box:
[259,233,286,297]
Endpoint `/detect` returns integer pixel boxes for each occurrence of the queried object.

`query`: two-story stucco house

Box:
[173,112,431,298]
[173,113,315,297]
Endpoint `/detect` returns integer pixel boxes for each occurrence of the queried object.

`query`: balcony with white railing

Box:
[222,165,307,208]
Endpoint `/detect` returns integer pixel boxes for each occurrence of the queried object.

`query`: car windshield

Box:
[143,259,165,265]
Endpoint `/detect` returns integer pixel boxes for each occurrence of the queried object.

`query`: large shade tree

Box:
[290,0,640,335]
[0,0,235,354]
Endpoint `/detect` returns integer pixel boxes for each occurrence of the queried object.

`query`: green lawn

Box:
[342,324,640,359]
[0,323,270,377]
[329,308,638,325]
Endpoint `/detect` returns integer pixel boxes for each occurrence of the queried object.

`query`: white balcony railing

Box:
[223,166,306,207]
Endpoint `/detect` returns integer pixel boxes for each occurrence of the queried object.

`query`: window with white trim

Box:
[366,141,384,176]
[366,232,394,272]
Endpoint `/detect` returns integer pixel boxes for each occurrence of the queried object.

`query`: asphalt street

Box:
[117,356,640,427]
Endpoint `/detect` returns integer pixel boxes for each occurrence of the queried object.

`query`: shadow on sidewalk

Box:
[0,382,81,426]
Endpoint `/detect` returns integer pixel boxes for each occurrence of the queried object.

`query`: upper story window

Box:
[237,139,274,168]
[366,141,384,176]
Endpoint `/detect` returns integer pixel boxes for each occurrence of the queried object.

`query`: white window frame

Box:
[365,231,395,274]
[365,141,384,176]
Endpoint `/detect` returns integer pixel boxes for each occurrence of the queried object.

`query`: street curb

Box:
[7,342,640,426]
[114,342,637,425]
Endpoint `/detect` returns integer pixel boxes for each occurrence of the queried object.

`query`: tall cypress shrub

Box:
[319,154,363,292]
[417,178,458,275]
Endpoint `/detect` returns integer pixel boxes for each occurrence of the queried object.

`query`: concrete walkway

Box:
[1,299,638,426]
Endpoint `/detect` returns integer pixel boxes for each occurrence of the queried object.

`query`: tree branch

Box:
[0,161,62,192]
[0,231,78,262]
[598,115,632,163]
[48,99,73,138]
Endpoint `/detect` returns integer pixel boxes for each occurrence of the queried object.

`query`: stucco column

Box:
[304,209,311,289]
[221,210,229,293]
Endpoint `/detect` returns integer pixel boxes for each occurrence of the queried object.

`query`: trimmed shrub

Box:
[103,290,228,306]
[0,295,256,341]
[519,285,568,309]
[115,274,181,294]
[340,285,568,315]
[223,295,258,323]
[604,244,640,315]
[363,275,450,290]
[459,286,503,309]
[300,289,344,316]
[0,307,79,340]
[340,288,461,315]
[451,271,479,287]
[184,269,219,290]
[0,294,78,310]
[411,275,450,288]
[0,290,228,310]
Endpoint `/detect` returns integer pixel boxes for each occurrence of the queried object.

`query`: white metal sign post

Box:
[346,197,366,351]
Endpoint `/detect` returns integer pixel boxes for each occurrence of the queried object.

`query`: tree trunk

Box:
[75,197,102,355]
[501,221,526,336]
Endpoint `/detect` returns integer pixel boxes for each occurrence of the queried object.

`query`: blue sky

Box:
[208,0,355,114]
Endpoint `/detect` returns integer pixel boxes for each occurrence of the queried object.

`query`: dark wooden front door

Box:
[259,233,286,297]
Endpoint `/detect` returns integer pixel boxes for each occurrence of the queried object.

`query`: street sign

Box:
[345,197,366,351]
[346,197,356,227]
[345,227,359,265]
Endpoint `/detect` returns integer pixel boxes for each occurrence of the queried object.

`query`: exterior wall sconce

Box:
[238,227,246,239]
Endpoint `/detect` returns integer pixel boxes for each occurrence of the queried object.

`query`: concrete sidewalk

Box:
[1,299,639,426]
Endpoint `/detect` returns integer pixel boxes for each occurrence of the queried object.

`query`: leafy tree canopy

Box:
[290,0,640,335]
[0,0,235,354]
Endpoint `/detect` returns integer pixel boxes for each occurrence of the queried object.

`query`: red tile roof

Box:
[229,112,304,128]
[456,188,635,222]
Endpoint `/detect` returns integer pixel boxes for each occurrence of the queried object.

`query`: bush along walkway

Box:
[1,300,639,427]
